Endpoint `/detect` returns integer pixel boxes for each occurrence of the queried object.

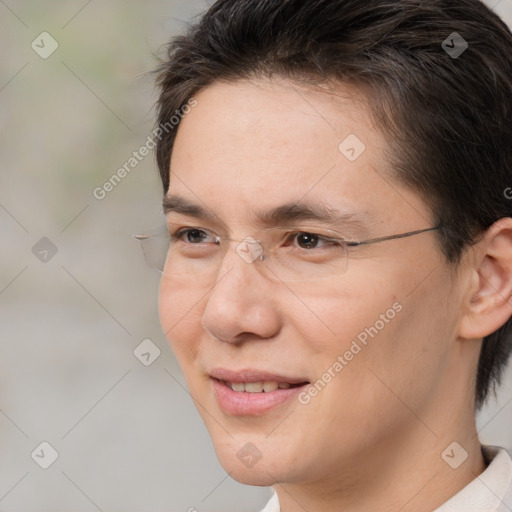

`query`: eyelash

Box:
[169,227,346,250]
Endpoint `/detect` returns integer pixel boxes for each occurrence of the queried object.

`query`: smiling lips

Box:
[209,368,310,415]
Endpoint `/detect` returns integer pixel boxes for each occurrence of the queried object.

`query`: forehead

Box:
[167,78,431,230]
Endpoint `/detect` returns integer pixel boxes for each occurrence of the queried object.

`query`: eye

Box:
[170,227,218,244]
[294,232,320,249]
[288,231,345,250]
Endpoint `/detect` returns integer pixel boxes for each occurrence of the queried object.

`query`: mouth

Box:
[216,379,307,393]
[209,369,310,415]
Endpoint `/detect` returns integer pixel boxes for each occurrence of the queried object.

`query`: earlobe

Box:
[458,218,512,340]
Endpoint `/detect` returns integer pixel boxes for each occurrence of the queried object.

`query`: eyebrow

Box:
[162,194,370,233]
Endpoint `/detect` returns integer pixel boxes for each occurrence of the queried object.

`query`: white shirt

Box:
[259,445,512,512]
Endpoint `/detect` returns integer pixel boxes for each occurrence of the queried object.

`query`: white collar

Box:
[435,445,512,512]
[259,445,512,512]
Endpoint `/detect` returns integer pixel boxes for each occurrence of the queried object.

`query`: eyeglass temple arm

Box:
[345,225,442,247]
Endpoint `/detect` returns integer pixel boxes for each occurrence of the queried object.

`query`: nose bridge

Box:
[207,226,269,270]
[208,234,268,297]
[231,233,266,264]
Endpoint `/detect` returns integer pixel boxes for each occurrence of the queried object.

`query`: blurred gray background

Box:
[0,1,511,511]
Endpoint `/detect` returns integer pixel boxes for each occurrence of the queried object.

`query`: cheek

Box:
[295,267,448,399]
[285,276,400,358]
[322,270,455,427]
[158,275,204,365]
[288,292,434,458]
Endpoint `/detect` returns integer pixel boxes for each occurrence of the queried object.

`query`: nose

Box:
[201,248,281,344]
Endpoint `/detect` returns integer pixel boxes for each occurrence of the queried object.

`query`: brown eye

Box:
[287,231,344,251]
[295,232,320,249]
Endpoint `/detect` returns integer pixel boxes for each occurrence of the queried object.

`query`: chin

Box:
[227,466,278,486]
[215,449,282,486]
[206,431,298,486]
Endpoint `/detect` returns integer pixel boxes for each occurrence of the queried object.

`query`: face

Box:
[158,78,468,487]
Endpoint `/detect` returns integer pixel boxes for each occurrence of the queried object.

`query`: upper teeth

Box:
[228,381,292,392]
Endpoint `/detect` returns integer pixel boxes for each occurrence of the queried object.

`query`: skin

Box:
[158,77,512,512]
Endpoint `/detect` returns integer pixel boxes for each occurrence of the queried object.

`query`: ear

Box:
[458,218,512,339]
